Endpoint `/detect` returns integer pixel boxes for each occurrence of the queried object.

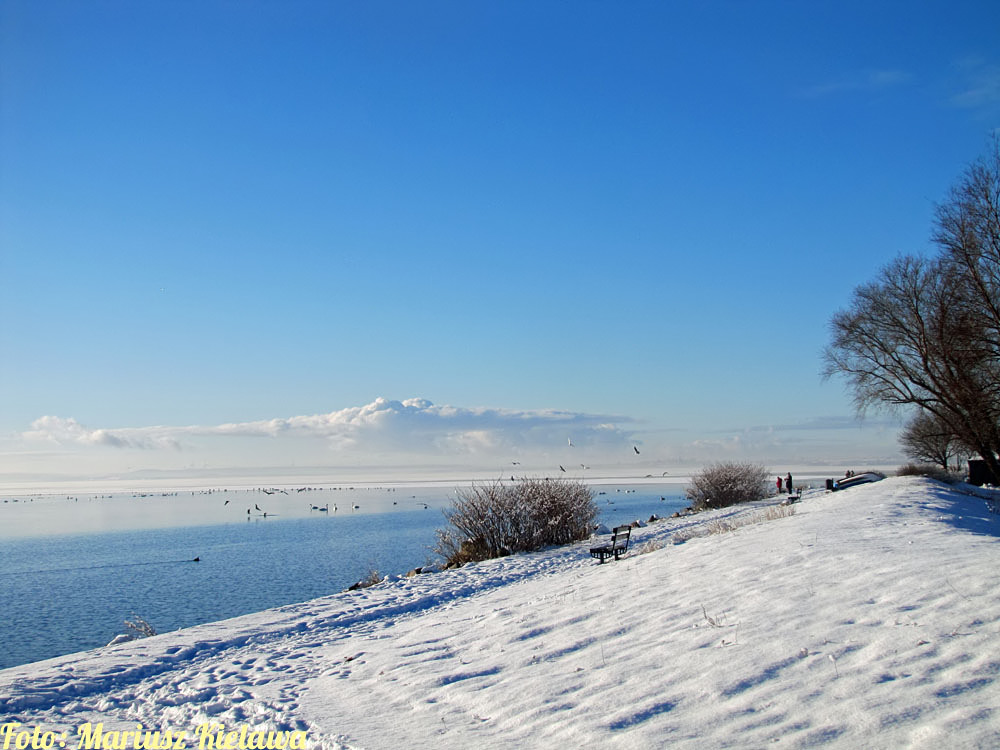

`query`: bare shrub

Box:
[124,614,157,638]
[685,462,770,511]
[435,478,596,566]
[347,568,383,591]
[896,463,960,483]
[359,569,383,588]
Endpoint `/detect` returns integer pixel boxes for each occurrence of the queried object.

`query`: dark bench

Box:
[589,525,631,563]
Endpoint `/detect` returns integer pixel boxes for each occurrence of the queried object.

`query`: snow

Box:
[2,477,999,748]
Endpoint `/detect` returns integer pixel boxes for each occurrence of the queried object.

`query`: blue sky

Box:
[2,1,999,487]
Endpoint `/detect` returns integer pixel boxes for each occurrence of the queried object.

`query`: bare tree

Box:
[899,410,971,471]
[823,143,1000,480]
[935,139,1000,343]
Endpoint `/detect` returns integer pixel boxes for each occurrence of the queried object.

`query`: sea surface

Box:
[0,483,687,670]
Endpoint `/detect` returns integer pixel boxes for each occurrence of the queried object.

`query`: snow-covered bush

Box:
[435,478,597,566]
[685,462,770,511]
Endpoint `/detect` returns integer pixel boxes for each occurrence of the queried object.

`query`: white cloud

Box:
[23,398,636,457]
[801,68,912,98]
[735,415,902,433]
[951,58,1000,109]
[24,416,181,450]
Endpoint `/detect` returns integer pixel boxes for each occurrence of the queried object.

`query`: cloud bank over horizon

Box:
[13,397,907,485]
[23,397,638,457]
[4,396,907,490]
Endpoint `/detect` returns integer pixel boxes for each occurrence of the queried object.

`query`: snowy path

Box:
[2,477,999,748]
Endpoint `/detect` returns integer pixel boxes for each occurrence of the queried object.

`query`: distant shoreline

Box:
[0,465,892,499]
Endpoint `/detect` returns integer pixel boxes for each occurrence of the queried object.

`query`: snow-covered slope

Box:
[2,477,999,748]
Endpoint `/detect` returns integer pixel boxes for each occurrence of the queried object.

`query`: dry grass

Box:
[706,518,738,535]
[347,568,383,591]
[671,503,796,544]
[757,504,797,522]
[635,539,666,555]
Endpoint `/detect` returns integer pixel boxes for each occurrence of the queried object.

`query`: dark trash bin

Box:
[968,459,999,487]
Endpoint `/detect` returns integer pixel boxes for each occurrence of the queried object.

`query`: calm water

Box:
[0,484,686,670]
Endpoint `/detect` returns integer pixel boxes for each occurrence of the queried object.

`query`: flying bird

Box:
[224,500,229,506]
[255,504,262,511]
[559,465,566,472]
[633,446,640,455]
[567,438,574,447]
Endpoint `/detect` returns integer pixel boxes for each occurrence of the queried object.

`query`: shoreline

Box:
[0,466,876,500]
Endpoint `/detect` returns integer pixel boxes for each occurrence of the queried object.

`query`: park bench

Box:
[589,525,631,563]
